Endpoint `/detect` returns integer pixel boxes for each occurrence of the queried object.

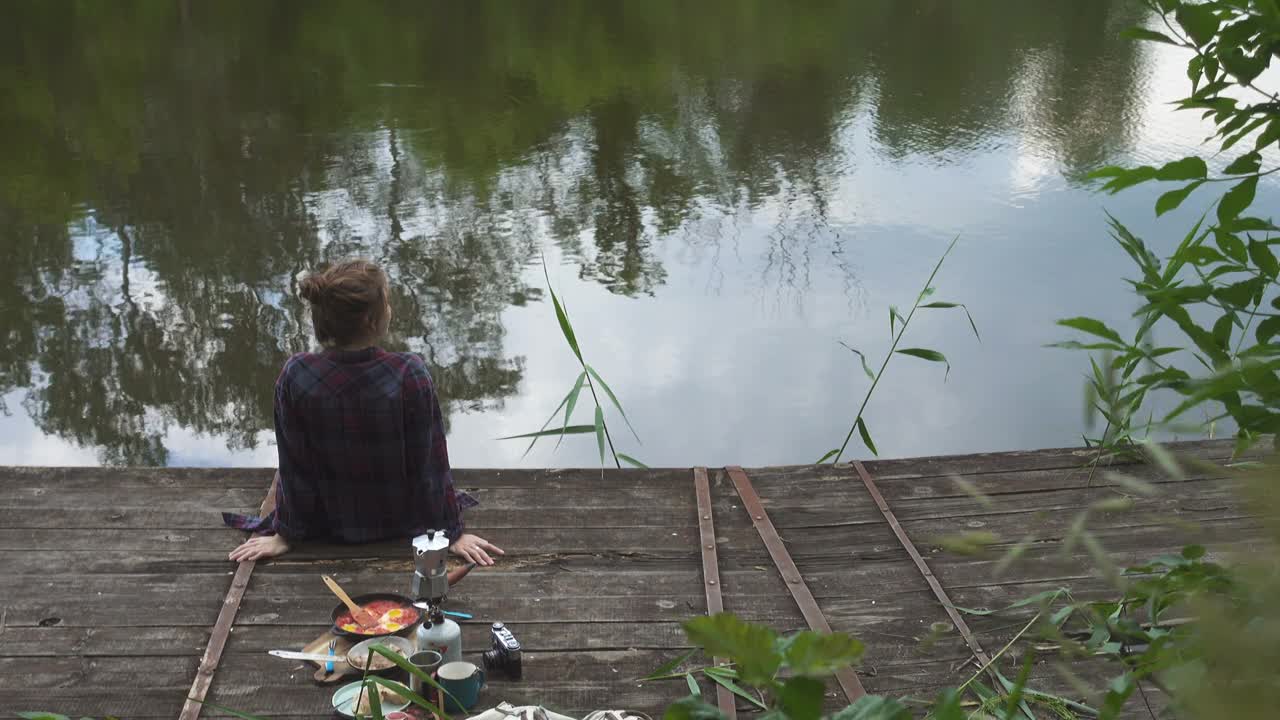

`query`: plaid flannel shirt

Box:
[222,347,475,543]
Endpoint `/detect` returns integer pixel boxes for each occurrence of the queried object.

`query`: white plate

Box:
[332,680,412,718]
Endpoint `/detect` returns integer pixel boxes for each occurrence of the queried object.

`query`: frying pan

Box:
[329,592,420,641]
[328,563,477,640]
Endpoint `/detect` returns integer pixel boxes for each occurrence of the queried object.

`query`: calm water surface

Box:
[3,1,1277,467]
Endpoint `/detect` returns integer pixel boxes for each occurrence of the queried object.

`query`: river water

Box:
[2,1,1276,467]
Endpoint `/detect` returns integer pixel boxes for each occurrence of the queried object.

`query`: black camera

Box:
[481,622,522,680]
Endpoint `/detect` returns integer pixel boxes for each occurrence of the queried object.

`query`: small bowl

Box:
[347,635,415,675]
[332,680,411,718]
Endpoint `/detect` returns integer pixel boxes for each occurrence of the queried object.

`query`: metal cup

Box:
[407,650,443,696]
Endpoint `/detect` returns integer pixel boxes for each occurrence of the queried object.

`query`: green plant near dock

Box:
[1058,0,1280,458]
[819,236,980,464]
[500,258,644,469]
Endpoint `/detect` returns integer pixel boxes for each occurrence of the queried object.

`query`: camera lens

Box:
[482,648,500,670]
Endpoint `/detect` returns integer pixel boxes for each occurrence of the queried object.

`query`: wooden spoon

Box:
[322,575,378,627]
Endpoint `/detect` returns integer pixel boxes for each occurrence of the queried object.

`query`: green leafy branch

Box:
[818,237,980,464]
[1060,0,1280,457]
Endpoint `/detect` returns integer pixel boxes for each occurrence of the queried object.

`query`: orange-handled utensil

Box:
[322,574,378,626]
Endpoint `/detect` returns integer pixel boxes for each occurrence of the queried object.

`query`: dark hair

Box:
[298,259,390,347]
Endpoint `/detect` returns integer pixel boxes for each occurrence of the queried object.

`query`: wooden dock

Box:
[0,441,1263,718]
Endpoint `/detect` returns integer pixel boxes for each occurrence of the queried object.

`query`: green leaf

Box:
[1099,165,1157,193]
[517,386,575,456]
[839,342,876,381]
[594,405,606,465]
[1156,180,1203,216]
[586,365,640,443]
[1217,175,1259,226]
[19,715,72,720]
[704,672,768,710]
[1256,316,1280,344]
[895,346,952,379]
[363,645,459,715]
[1120,27,1180,45]
[1212,313,1235,350]
[1250,240,1279,278]
[1216,229,1249,263]
[558,371,588,449]
[662,697,725,720]
[367,676,451,720]
[815,448,839,464]
[951,588,1066,616]
[683,614,782,688]
[920,302,981,341]
[927,689,965,720]
[828,695,912,720]
[1086,165,1128,180]
[1155,156,1207,181]
[1057,317,1126,345]
[889,305,905,337]
[499,425,598,441]
[779,630,865,676]
[1224,151,1262,175]
[543,260,584,364]
[1182,544,1207,560]
[1176,3,1220,46]
[856,416,878,457]
[779,677,826,720]
[643,647,699,681]
[686,672,701,697]
[618,453,649,469]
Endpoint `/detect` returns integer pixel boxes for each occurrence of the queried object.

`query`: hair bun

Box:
[299,273,328,303]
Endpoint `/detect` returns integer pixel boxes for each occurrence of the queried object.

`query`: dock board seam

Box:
[851,461,993,668]
[725,465,866,704]
[693,467,737,720]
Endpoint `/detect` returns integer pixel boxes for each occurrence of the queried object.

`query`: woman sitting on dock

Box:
[223,259,503,566]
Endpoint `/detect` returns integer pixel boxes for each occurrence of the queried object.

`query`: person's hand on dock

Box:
[229,533,291,563]
[450,533,503,566]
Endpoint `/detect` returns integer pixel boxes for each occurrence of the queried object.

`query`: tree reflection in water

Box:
[0,0,1149,463]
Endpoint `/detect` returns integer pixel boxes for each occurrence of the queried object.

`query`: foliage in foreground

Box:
[647,452,1280,720]
[1059,0,1280,457]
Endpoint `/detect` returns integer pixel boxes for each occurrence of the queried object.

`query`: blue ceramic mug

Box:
[437,660,486,712]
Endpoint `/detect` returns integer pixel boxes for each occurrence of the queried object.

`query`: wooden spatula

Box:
[322,574,378,627]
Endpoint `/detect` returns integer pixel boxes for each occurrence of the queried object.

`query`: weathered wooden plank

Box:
[861,438,1245,479]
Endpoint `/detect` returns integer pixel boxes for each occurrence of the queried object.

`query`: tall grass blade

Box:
[703,671,767,709]
[542,259,584,364]
[685,672,701,697]
[618,453,649,468]
[500,425,597,440]
[594,405,606,464]
[558,371,588,449]
[519,389,573,457]
[856,416,878,456]
[587,364,640,442]
[367,676,450,720]
[642,647,699,680]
